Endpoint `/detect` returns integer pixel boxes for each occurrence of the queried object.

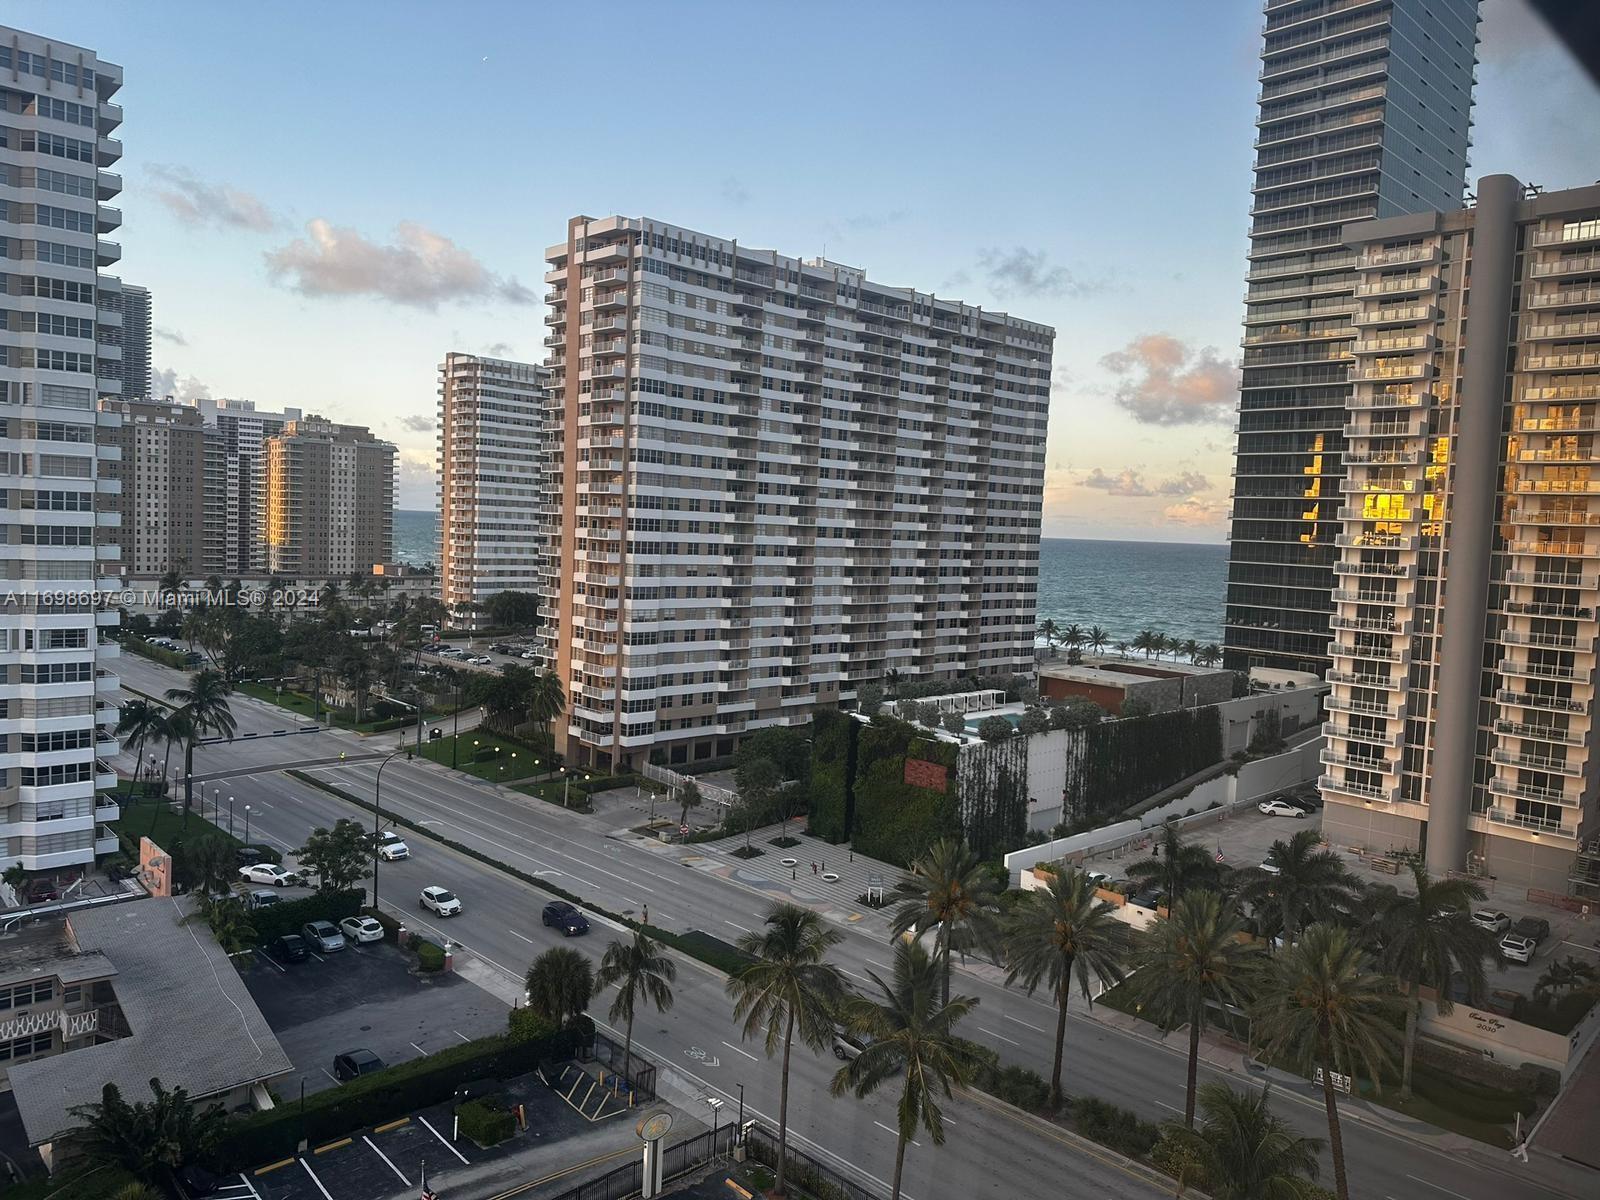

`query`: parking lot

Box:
[1081,801,1600,994]
[241,937,509,1098]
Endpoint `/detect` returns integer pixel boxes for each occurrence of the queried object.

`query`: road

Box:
[115,655,1589,1200]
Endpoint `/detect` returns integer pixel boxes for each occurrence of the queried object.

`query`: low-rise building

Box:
[1038,657,1236,715]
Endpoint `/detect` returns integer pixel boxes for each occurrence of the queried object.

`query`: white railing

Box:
[640,761,736,808]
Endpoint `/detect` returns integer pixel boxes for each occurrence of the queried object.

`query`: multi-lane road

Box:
[113,655,1589,1200]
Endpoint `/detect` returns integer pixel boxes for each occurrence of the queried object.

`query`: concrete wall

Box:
[1420,997,1600,1082]
[1023,729,1070,831]
[1213,687,1326,756]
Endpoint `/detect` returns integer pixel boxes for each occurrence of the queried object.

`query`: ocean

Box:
[393,512,1227,649]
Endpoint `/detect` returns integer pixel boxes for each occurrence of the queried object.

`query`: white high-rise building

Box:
[184,397,302,575]
[542,216,1053,771]
[0,27,126,873]
[437,353,549,624]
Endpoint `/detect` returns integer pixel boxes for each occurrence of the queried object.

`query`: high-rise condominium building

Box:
[1323,175,1600,896]
[264,416,395,578]
[185,397,301,575]
[437,353,548,622]
[0,27,125,872]
[542,216,1052,771]
[119,282,149,399]
[1223,0,1481,674]
[98,399,223,577]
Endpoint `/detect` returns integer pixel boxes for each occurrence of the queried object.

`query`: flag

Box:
[1215,846,1225,864]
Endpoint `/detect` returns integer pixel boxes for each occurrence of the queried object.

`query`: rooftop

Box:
[0,923,113,993]
[7,897,292,1147]
[1039,657,1234,686]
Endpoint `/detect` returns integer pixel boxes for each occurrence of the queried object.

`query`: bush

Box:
[415,939,446,972]
[474,747,497,763]
[456,1097,515,1147]
[986,1064,1052,1112]
[1410,1065,1535,1123]
[251,890,363,944]
[1072,1096,1160,1158]
[1151,1130,1211,1192]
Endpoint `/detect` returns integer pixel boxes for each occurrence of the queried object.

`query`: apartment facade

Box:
[542,216,1052,771]
[97,398,220,577]
[1322,176,1600,896]
[0,27,125,873]
[117,281,148,399]
[186,397,301,575]
[437,352,548,622]
[1224,0,1481,674]
[263,416,395,578]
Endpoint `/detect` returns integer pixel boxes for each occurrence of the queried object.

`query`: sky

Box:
[10,0,1599,540]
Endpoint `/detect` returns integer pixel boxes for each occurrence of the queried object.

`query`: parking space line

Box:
[309,950,325,963]
[410,1041,429,1056]
[298,1157,334,1200]
[255,949,286,974]
[232,1175,263,1199]
[418,1114,470,1164]
[363,1133,411,1185]
[453,1030,471,1043]
[320,1067,339,1085]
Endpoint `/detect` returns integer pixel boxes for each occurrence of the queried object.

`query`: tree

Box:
[1126,822,1219,907]
[1133,629,1157,659]
[672,779,703,833]
[527,670,566,746]
[857,681,884,716]
[293,819,373,892]
[1168,1082,1324,1200]
[1128,892,1259,1126]
[524,947,595,1030]
[1016,707,1049,736]
[1180,638,1201,664]
[190,896,256,956]
[729,904,848,1197]
[116,700,166,790]
[1114,640,1130,658]
[1053,697,1104,731]
[1003,867,1135,1107]
[164,670,236,812]
[734,757,782,852]
[976,715,1014,743]
[889,837,1003,1005]
[897,698,922,725]
[484,590,541,630]
[831,939,983,1200]
[1241,829,1360,948]
[3,860,29,899]
[734,726,811,785]
[1197,643,1222,668]
[1251,924,1401,1200]
[183,837,235,898]
[1120,697,1153,719]
[340,644,375,724]
[1535,956,1600,1003]
[481,665,537,737]
[595,932,676,1089]
[68,1079,227,1185]
[1038,618,1061,655]
[1376,863,1491,1099]
[1062,623,1085,654]
[1087,625,1110,655]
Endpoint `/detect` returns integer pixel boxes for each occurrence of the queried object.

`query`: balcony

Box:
[1497,689,1589,714]
[1353,335,1435,356]
[1519,446,1600,465]
[1531,253,1600,278]
[1334,560,1416,579]
[1329,614,1409,634]
[1525,351,1600,373]
[1515,478,1600,496]
[1490,748,1583,777]
[1484,808,1576,839]
[1350,362,1433,382]
[1343,415,1426,439]
[1328,641,1407,664]
[1335,532,1416,551]
[1347,389,1429,410]
[1494,719,1585,747]
[1503,599,1593,620]
[1320,747,1395,773]
[1325,694,1404,719]
[1323,721,1403,748]
[1500,659,1591,685]
[1489,777,1576,807]
[1354,275,1439,299]
[1358,245,1439,269]
[1508,539,1599,557]
[1353,304,1438,328]
[96,240,121,267]
[1319,775,1397,803]
[1331,589,1406,606]
[1535,223,1600,248]
[1503,570,1597,587]
[96,204,122,232]
[1343,449,1421,466]
[1524,320,1600,342]
[1327,669,1400,688]
[1527,287,1600,310]
[1340,476,1418,494]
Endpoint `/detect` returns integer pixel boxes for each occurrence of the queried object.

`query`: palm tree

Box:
[3,860,30,901]
[1180,638,1201,664]
[1126,822,1218,907]
[528,671,566,748]
[189,896,256,956]
[116,700,166,792]
[1240,829,1359,948]
[729,904,848,1197]
[1534,955,1600,1003]
[1180,1082,1324,1200]
[341,646,375,724]
[1129,892,1259,1126]
[1197,643,1222,667]
[1038,618,1061,655]
[1154,632,1174,661]
[1376,863,1491,1099]
[1003,867,1135,1107]
[1251,924,1402,1200]
[68,1079,227,1185]
[1062,623,1086,654]
[186,837,235,897]
[888,837,1003,1004]
[1114,639,1130,658]
[164,670,236,811]
[595,931,676,1089]
[524,947,595,1030]
[1087,625,1110,655]
[676,779,703,832]
[1133,629,1157,659]
[831,939,984,1200]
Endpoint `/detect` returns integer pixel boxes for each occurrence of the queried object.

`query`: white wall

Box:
[1024,728,1069,830]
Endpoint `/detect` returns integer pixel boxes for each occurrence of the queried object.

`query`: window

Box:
[0,1033,54,1062]
[0,980,54,1010]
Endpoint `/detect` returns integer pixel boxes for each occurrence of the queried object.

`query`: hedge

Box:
[456,1097,515,1147]
[807,708,856,842]
[249,889,364,944]
[124,637,193,670]
[415,939,446,972]
[210,1025,579,1169]
[850,714,960,866]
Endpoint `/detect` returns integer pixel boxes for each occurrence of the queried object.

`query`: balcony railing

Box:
[1497,689,1588,714]
[1490,748,1582,776]
[1318,774,1396,802]
[1484,808,1575,837]
[1495,718,1584,746]
[1323,721,1403,747]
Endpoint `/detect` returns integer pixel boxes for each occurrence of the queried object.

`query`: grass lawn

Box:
[234,680,441,733]
[419,731,554,782]
[110,793,240,851]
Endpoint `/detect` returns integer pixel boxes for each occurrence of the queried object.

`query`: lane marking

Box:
[722,1040,759,1062]
[297,1157,334,1200]
[418,1114,470,1164]
[725,920,752,933]
[362,1134,410,1185]
[1003,1013,1048,1034]
[874,1120,920,1148]
[508,929,537,944]
[1405,1177,1474,1200]
[977,1026,1020,1047]
[1155,1100,1183,1114]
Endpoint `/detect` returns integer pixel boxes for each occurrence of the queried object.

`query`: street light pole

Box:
[243,805,252,846]
[228,795,235,839]
[372,746,408,913]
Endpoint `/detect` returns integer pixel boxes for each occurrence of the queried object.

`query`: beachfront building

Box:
[97,398,223,577]
[1223,0,1481,675]
[540,216,1053,770]
[182,397,302,575]
[1322,176,1600,896]
[263,416,396,578]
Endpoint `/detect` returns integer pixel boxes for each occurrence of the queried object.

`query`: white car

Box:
[520,650,539,660]
[239,863,299,887]
[1258,861,1282,876]
[377,831,410,861]
[339,916,385,944]
[1499,933,1536,964]
[467,655,492,665]
[420,886,462,917]
[1471,910,1511,934]
[1258,799,1308,818]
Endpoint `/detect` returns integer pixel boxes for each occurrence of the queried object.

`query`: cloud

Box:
[1080,468,1209,498]
[977,247,1104,299]
[720,176,751,205]
[1163,497,1229,527]
[844,208,910,231]
[147,164,283,232]
[1099,334,1236,426]
[398,414,433,433]
[483,341,514,357]
[264,219,535,309]
[154,326,187,346]
[1478,0,1557,67]
[149,367,211,403]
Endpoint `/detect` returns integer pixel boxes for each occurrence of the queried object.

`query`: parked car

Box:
[239,863,298,887]
[1129,889,1166,911]
[1084,870,1112,889]
[340,915,385,944]
[1258,799,1308,818]
[541,900,590,937]
[271,933,309,963]
[377,831,410,861]
[467,655,492,665]
[1499,933,1537,964]
[1258,861,1282,876]
[247,890,281,911]
[520,650,539,660]
[420,886,462,916]
[235,846,267,868]
[1470,910,1511,934]
[831,1029,874,1061]
[333,1049,386,1082]
[1511,916,1551,945]
[302,920,346,953]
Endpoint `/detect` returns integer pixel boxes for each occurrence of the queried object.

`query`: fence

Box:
[543,1124,737,1200]
[640,761,736,808]
[743,1124,884,1200]
[586,1029,657,1101]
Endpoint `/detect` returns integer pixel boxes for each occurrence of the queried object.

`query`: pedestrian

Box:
[642,904,649,926]
[811,862,818,875]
